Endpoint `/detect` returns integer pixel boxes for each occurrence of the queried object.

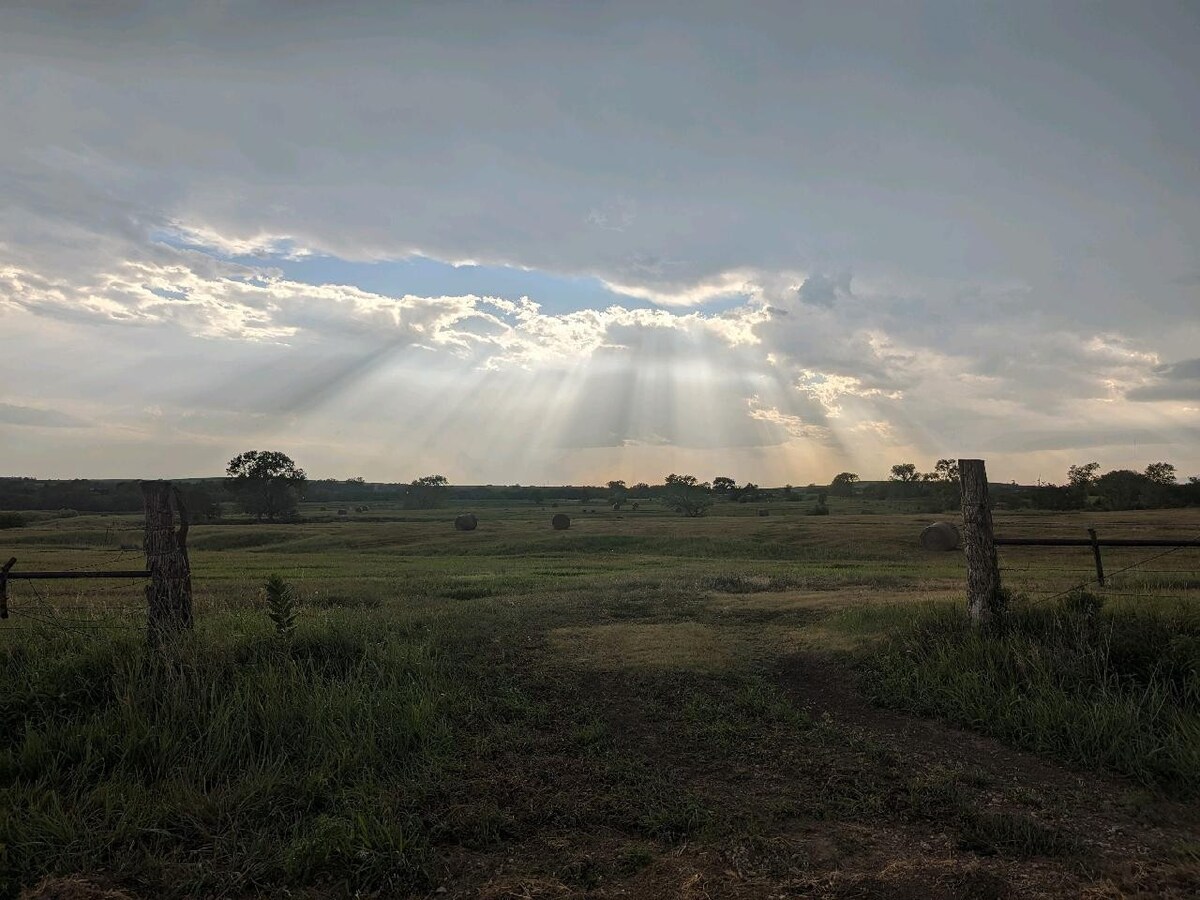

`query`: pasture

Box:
[2,501,1199,898]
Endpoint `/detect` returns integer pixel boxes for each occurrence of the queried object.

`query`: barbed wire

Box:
[1,575,143,635]
[1001,542,1195,607]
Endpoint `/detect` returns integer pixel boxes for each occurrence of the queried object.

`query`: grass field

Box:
[2,501,1199,898]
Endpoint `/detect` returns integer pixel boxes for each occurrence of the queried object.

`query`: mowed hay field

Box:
[2,502,1199,899]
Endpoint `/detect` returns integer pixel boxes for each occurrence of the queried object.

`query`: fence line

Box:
[0,481,192,638]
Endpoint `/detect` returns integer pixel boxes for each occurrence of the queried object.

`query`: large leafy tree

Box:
[1095,469,1151,510]
[712,476,736,494]
[607,480,629,509]
[405,474,449,509]
[889,463,920,482]
[661,474,712,517]
[929,459,959,482]
[1144,462,1177,485]
[226,451,307,521]
[829,472,859,496]
[1067,462,1101,488]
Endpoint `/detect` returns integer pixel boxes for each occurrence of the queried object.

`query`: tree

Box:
[661,477,712,517]
[889,463,920,483]
[1067,462,1100,488]
[1144,462,1177,485]
[712,476,736,494]
[405,474,449,509]
[733,481,761,503]
[930,459,959,482]
[829,472,859,496]
[607,480,629,509]
[1095,469,1150,510]
[226,451,307,521]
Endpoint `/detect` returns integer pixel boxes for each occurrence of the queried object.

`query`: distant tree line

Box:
[3,455,1196,519]
[0,477,224,520]
[1008,461,1200,511]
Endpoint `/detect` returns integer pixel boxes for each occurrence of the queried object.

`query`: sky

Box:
[1,1,1198,486]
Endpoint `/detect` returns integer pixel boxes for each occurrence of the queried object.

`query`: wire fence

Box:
[3,521,1197,638]
[1,573,150,633]
[997,539,1199,608]
[0,544,153,633]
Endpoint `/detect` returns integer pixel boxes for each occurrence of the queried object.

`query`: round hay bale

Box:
[758,508,770,517]
[551,513,571,530]
[454,513,478,532]
[919,521,960,551]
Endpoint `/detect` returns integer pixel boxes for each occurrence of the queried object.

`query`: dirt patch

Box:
[439,641,1200,899]
[774,651,1200,893]
[774,652,1075,784]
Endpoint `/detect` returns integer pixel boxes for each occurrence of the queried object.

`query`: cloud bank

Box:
[1,1,1197,482]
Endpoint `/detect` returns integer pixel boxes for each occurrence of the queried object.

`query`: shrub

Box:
[0,512,26,530]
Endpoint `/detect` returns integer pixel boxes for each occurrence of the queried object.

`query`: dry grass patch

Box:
[551,623,737,673]
[706,587,880,615]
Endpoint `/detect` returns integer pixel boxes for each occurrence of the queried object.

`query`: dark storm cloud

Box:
[1127,358,1200,402]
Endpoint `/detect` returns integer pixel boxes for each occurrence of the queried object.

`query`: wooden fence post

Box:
[0,557,14,620]
[958,459,1005,627]
[1087,527,1105,586]
[142,481,193,644]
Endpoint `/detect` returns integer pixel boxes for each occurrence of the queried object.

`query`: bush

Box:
[0,512,25,530]
[857,596,1200,794]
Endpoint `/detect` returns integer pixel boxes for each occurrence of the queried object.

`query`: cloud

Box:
[1,2,1198,480]
[1127,358,1200,401]
[4,2,1197,317]
[600,270,756,308]
[796,273,852,309]
[0,402,88,428]
[987,424,1200,454]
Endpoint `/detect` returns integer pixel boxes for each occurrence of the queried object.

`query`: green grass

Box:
[0,615,454,897]
[2,503,1199,897]
[850,596,1200,794]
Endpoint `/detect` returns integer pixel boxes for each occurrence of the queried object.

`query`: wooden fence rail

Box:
[960,458,1198,609]
[994,538,1200,547]
[0,481,191,639]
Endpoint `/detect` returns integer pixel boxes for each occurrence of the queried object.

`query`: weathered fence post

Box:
[0,557,14,619]
[958,459,1005,627]
[142,481,193,644]
[1087,527,1105,586]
